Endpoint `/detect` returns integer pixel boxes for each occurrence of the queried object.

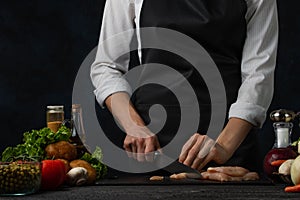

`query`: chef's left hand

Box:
[178,133,231,171]
[179,118,253,171]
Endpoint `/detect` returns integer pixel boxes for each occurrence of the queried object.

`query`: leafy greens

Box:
[1,125,71,162]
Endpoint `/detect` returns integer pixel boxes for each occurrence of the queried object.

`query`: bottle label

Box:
[277,128,289,148]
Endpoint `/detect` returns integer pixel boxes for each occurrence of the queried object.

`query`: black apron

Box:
[99,0,259,172]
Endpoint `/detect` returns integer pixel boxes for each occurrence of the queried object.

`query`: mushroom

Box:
[66,167,88,186]
[70,160,97,184]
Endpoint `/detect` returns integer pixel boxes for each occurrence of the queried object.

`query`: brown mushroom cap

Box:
[45,141,77,161]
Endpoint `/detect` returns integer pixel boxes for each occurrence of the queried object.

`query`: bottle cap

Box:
[47,105,64,112]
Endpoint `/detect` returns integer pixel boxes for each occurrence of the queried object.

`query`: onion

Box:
[291,155,300,185]
[278,159,294,175]
[263,147,297,180]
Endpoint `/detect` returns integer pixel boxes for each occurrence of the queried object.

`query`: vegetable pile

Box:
[270,140,300,192]
[0,126,107,190]
[1,126,71,162]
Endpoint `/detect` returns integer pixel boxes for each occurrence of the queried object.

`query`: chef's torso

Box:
[131,0,247,147]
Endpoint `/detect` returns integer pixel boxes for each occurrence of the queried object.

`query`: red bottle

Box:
[263,111,298,181]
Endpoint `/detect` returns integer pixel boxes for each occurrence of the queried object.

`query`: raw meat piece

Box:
[201,171,259,182]
[207,166,249,177]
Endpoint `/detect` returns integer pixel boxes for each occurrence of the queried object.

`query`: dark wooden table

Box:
[1,176,300,200]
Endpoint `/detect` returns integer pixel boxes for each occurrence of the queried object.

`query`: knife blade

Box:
[154,151,202,179]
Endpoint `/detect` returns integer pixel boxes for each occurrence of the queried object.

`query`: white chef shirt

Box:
[90,0,279,128]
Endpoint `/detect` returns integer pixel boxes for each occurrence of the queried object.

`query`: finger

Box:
[144,144,156,162]
[144,136,161,162]
[179,134,198,163]
[197,148,215,171]
[131,143,137,160]
[191,156,203,169]
[137,153,145,162]
[197,137,216,159]
[124,144,133,158]
[191,137,215,169]
[136,140,145,162]
[183,136,205,166]
[123,139,134,158]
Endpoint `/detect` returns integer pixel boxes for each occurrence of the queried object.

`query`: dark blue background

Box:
[0,0,299,170]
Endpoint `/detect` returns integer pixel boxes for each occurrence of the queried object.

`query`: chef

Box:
[91,0,278,172]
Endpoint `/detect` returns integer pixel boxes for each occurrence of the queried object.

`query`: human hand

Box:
[178,133,232,171]
[104,92,161,162]
[123,125,161,162]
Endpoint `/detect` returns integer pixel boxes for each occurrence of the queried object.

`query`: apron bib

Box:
[131,0,259,170]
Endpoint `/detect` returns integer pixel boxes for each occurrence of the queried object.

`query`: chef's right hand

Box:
[104,92,161,162]
[123,125,161,162]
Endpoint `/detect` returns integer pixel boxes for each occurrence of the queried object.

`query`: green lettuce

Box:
[1,125,71,162]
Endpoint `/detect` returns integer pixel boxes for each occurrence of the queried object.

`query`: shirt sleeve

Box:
[90,0,135,107]
[228,0,279,127]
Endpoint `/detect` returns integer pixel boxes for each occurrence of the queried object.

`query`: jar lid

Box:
[47,105,64,111]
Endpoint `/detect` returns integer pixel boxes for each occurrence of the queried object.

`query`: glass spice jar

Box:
[46,105,64,133]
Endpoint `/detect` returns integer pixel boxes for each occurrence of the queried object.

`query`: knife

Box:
[153,151,202,179]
